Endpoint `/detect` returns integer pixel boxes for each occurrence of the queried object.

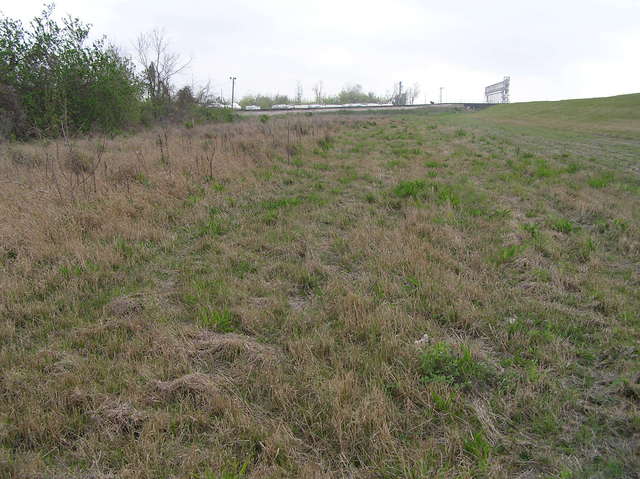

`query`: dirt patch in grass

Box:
[104,295,144,317]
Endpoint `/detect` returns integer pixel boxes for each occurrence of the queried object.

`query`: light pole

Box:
[439,87,444,104]
[229,76,237,109]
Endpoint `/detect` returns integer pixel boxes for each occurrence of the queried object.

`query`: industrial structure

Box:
[485,77,510,103]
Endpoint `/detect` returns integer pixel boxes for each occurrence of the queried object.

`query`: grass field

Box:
[1,94,639,478]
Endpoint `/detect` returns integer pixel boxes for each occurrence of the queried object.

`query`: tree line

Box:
[240,82,421,109]
[0,5,231,140]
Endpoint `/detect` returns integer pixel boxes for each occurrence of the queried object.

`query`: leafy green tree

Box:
[324,84,382,104]
[239,94,291,109]
[0,4,142,137]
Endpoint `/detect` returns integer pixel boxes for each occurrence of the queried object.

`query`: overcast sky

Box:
[3,0,639,103]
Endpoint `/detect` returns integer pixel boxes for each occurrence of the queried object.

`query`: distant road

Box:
[238,103,493,116]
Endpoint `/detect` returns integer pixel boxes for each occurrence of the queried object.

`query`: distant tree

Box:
[193,81,216,106]
[274,94,291,104]
[176,86,195,108]
[238,85,386,109]
[239,93,280,109]
[295,81,304,104]
[407,82,420,104]
[391,82,407,105]
[135,28,190,114]
[323,84,381,104]
[312,81,324,103]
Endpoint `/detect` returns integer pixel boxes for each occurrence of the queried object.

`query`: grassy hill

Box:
[473,93,640,137]
[1,96,638,478]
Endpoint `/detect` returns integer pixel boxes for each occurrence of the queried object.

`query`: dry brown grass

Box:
[1,107,639,478]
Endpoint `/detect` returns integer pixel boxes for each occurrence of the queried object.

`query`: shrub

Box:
[65,150,94,175]
[0,5,142,137]
[194,106,235,124]
[8,148,41,167]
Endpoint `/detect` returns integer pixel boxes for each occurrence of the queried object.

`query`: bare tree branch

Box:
[135,28,191,101]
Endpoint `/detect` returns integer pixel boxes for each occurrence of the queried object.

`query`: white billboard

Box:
[485,77,510,103]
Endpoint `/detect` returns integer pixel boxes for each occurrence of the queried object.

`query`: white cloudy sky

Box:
[2,0,639,103]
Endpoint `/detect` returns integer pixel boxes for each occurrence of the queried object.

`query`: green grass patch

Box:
[494,244,524,264]
[197,308,236,332]
[317,135,334,152]
[588,172,614,188]
[424,160,445,168]
[551,218,577,234]
[197,219,226,237]
[420,342,492,389]
[260,196,304,210]
[393,180,428,199]
[384,159,407,169]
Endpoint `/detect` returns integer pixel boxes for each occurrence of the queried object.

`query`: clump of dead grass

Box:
[92,398,148,437]
[151,372,231,414]
[185,330,281,365]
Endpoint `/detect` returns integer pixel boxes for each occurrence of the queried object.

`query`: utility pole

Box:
[439,87,444,104]
[229,76,237,109]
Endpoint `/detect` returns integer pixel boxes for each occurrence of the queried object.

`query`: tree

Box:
[407,82,420,105]
[0,84,25,138]
[176,85,195,108]
[0,4,141,137]
[295,81,303,104]
[391,82,407,105]
[135,29,190,106]
[323,84,380,105]
[192,81,215,106]
[75,45,142,133]
[312,81,324,103]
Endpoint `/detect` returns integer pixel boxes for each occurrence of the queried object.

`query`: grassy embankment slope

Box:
[476,93,640,137]
[1,94,639,478]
